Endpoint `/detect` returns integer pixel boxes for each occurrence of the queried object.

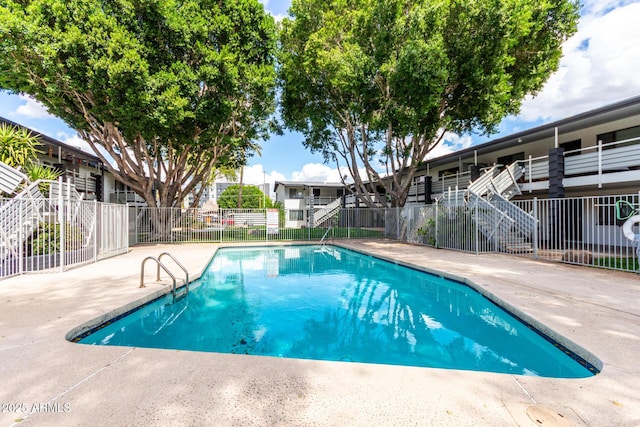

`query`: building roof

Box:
[274,180,345,191]
[422,94,640,167]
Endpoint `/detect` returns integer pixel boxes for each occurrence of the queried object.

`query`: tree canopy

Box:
[279,0,580,207]
[218,184,272,209]
[0,0,278,208]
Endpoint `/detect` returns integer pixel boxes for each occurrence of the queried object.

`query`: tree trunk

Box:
[237,166,244,209]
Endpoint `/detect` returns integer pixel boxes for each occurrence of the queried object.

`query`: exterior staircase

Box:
[468,163,523,199]
[0,160,27,195]
[437,188,467,208]
[1,162,94,270]
[312,198,342,227]
[0,181,49,262]
[466,163,536,252]
[434,162,536,253]
[49,180,95,246]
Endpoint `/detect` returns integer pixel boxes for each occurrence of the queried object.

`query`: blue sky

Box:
[1,0,640,194]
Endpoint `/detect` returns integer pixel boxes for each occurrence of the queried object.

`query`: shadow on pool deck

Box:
[1,240,639,426]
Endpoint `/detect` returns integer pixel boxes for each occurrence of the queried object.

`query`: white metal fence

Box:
[3,189,638,279]
[129,207,387,244]
[393,193,640,273]
[130,194,640,274]
[512,195,640,270]
[0,189,129,280]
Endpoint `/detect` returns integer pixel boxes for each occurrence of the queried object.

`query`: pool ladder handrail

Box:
[158,252,189,293]
[139,252,190,297]
[320,227,333,246]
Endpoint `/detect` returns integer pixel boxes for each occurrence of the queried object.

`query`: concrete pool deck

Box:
[1,239,639,426]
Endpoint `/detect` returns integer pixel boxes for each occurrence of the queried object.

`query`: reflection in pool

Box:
[77,245,597,378]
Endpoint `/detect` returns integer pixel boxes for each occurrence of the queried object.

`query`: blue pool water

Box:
[78,245,596,377]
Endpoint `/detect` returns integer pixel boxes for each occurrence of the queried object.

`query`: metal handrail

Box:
[158,252,189,294]
[140,256,178,296]
[320,227,333,245]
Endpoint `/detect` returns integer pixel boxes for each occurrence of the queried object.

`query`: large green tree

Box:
[218,184,272,209]
[0,0,277,208]
[279,0,579,207]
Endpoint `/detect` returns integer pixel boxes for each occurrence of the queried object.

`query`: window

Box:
[288,188,303,199]
[598,125,640,149]
[438,166,459,177]
[289,210,304,221]
[497,152,525,166]
[312,188,321,197]
[560,139,581,157]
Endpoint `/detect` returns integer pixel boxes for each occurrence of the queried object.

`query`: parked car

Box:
[221,214,235,226]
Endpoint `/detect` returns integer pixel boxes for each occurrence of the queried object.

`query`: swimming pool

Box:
[73,245,597,378]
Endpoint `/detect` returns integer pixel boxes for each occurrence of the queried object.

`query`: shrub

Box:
[26,222,83,256]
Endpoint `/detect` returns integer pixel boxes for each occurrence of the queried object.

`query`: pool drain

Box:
[526,405,573,427]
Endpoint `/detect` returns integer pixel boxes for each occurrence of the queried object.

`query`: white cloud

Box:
[258,0,286,22]
[270,13,287,22]
[59,133,93,152]
[290,163,344,182]
[581,0,639,16]
[240,164,286,197]
[425,132,474,160]
[518,2,640,122]
[14,95,55,119]
[282,162,385,185]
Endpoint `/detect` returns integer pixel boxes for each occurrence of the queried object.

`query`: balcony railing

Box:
[407,135,640,198]
[344,193,386,207]
[517,135,640,191]
[71,175,96,194]
[306,196,343,206]
[564,137,640,187]
[109,191,147,205]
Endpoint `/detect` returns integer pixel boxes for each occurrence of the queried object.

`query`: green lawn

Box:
[220,226,384,241]
[144,226,384,243]
[595,256,639,271]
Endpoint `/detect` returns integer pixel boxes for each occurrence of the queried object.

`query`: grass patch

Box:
[595,257,639,271]
[140,226,384,243]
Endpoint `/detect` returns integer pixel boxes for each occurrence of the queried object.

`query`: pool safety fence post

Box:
[474,201,479,254]
[170,209,174,243]
[129,205,134,245]
[435,202,439,248]
[93,200,98,263]
[533,197,539,259]
[59,177,65,273]
[126,204,130,249]
[18,199,24,275]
